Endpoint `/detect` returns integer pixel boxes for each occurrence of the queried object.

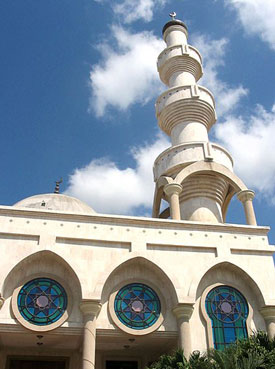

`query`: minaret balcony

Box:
[156,85,216,135]
[153,142,233,180]
[157,44,203,86]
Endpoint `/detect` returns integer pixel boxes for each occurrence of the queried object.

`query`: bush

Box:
[146,332,275,369]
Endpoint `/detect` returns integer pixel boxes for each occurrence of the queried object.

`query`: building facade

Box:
[0,16,275,369]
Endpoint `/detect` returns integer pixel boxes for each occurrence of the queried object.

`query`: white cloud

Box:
[192,33,275,202]
[113,0,167,24]
[83,23,275,214]
[191,34,247,116]
[89,26,164,117]
[215,104,275,201]
[65,135,169,214]
[224,0,275,50]
[90,30,248,119]
[84,31,251,214]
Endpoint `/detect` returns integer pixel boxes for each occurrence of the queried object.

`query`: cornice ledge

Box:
[0,205,270,235]
[96,328,177,338]
[0,323,82,335]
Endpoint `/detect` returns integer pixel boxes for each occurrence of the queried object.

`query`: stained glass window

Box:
[17,278,67,326]
[114,283,161,330]
[205,285,248,350]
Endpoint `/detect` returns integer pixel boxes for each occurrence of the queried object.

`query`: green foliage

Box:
[188,350,212,369]
[208,345,267,369]
[145,349,187,369]
[227,331,275,369]
[146,332,275,369]
[146,349,211,369]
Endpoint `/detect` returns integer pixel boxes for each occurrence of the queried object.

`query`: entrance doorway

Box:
[106,361,138,369]
[7,357,68,369]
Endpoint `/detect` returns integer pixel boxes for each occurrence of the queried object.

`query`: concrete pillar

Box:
[80,301,102,369]
[173,303,194,358]
[164,183,182,220]
[237,190,257,226]
[260,306,275,339]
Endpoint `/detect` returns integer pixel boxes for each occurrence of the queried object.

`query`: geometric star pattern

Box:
[114,283,161,330]
[17,278,67,326]
[212,291,241,323]
[205,285,248,350]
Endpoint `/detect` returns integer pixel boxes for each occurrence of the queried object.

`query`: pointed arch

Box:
[193,261,266,349]
[99,256,179,306]
[189,260,265,307]
[2,250,82,300]
[175,161,247,191]
[99,256,179,334]
[152,163,248,219]
[152,176,173,217]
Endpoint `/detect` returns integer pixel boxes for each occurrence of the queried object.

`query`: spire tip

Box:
[54,178,63,194]
[169,12,177,20]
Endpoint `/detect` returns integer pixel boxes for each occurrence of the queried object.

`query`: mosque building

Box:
[0,14,275,369]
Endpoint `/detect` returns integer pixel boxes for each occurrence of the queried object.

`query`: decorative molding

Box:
[56,237,130,250]
[96,328,178,338]
[79,300,102,317]
[173,303,194,321]
[260,306,275,320]
[0,323,82,335]
[163,183,183,197]
[108,279,165,336]
[11,273,73,333]
[237,190,255,203]
[156,86,216,135]
[0,205,270,235]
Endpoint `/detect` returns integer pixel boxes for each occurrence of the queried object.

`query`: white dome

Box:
[13,193,96,215]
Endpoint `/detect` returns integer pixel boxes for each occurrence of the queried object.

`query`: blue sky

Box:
[1,0,275,244]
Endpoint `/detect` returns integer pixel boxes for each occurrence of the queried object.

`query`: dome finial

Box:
[162,13,187,35]
[54,178,63,194]
[169,12,177,20]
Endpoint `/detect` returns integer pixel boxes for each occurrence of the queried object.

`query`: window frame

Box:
[11,273,72,332]
[108,279,165,336]
[200,283,253,349]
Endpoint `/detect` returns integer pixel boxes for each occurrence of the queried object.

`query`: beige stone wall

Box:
[0,205,274,364]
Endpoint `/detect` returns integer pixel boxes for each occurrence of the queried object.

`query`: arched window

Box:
[205,285,248,350]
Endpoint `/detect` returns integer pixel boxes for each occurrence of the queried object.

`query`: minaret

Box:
[153,14,257,225]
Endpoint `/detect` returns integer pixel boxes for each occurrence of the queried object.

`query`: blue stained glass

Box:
[224,327,236,343]
[205,285,248,350]
[17,278,67,326]
[114,283,161,330]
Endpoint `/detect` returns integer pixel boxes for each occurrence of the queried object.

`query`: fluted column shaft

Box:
[80,301,102,369]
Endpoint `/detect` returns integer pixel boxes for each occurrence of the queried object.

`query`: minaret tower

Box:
[153,14,257,225]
